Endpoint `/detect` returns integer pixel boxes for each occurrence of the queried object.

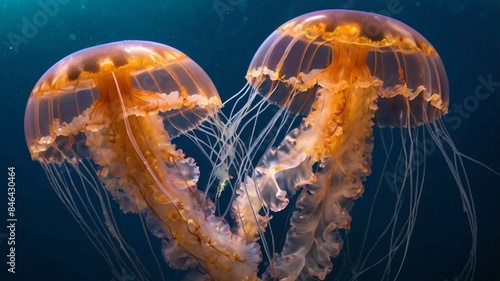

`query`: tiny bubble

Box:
[69,33,76,40]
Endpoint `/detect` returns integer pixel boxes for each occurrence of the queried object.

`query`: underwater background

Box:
[1,0,499,280]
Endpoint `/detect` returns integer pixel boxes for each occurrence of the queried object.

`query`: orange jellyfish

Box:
[24,41,261,281]
[223,10,477,280]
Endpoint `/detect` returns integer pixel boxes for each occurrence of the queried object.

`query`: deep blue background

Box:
[1,0,499,280]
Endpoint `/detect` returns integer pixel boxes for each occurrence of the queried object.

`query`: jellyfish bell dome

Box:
[24,40,222,162]
[246,9,449,127]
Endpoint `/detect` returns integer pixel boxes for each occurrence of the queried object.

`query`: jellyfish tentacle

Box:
[95,72,262,281]
[231,120,316,242]
[260,77,378,280]
[89,103,262,280]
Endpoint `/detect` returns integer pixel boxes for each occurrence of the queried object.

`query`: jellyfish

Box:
[222,10,478,280]
[24,41,261,281]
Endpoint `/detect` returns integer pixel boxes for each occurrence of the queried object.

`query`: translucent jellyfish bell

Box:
[25,40,222,163]
[246,9,449,127]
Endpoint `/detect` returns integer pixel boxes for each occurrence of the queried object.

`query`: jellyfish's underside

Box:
[228,10,452,280]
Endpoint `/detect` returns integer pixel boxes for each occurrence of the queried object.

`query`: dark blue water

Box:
[1,1,499,280]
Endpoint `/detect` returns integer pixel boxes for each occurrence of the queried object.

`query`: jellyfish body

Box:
[24,41,260,281]
[227,10,460,280]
